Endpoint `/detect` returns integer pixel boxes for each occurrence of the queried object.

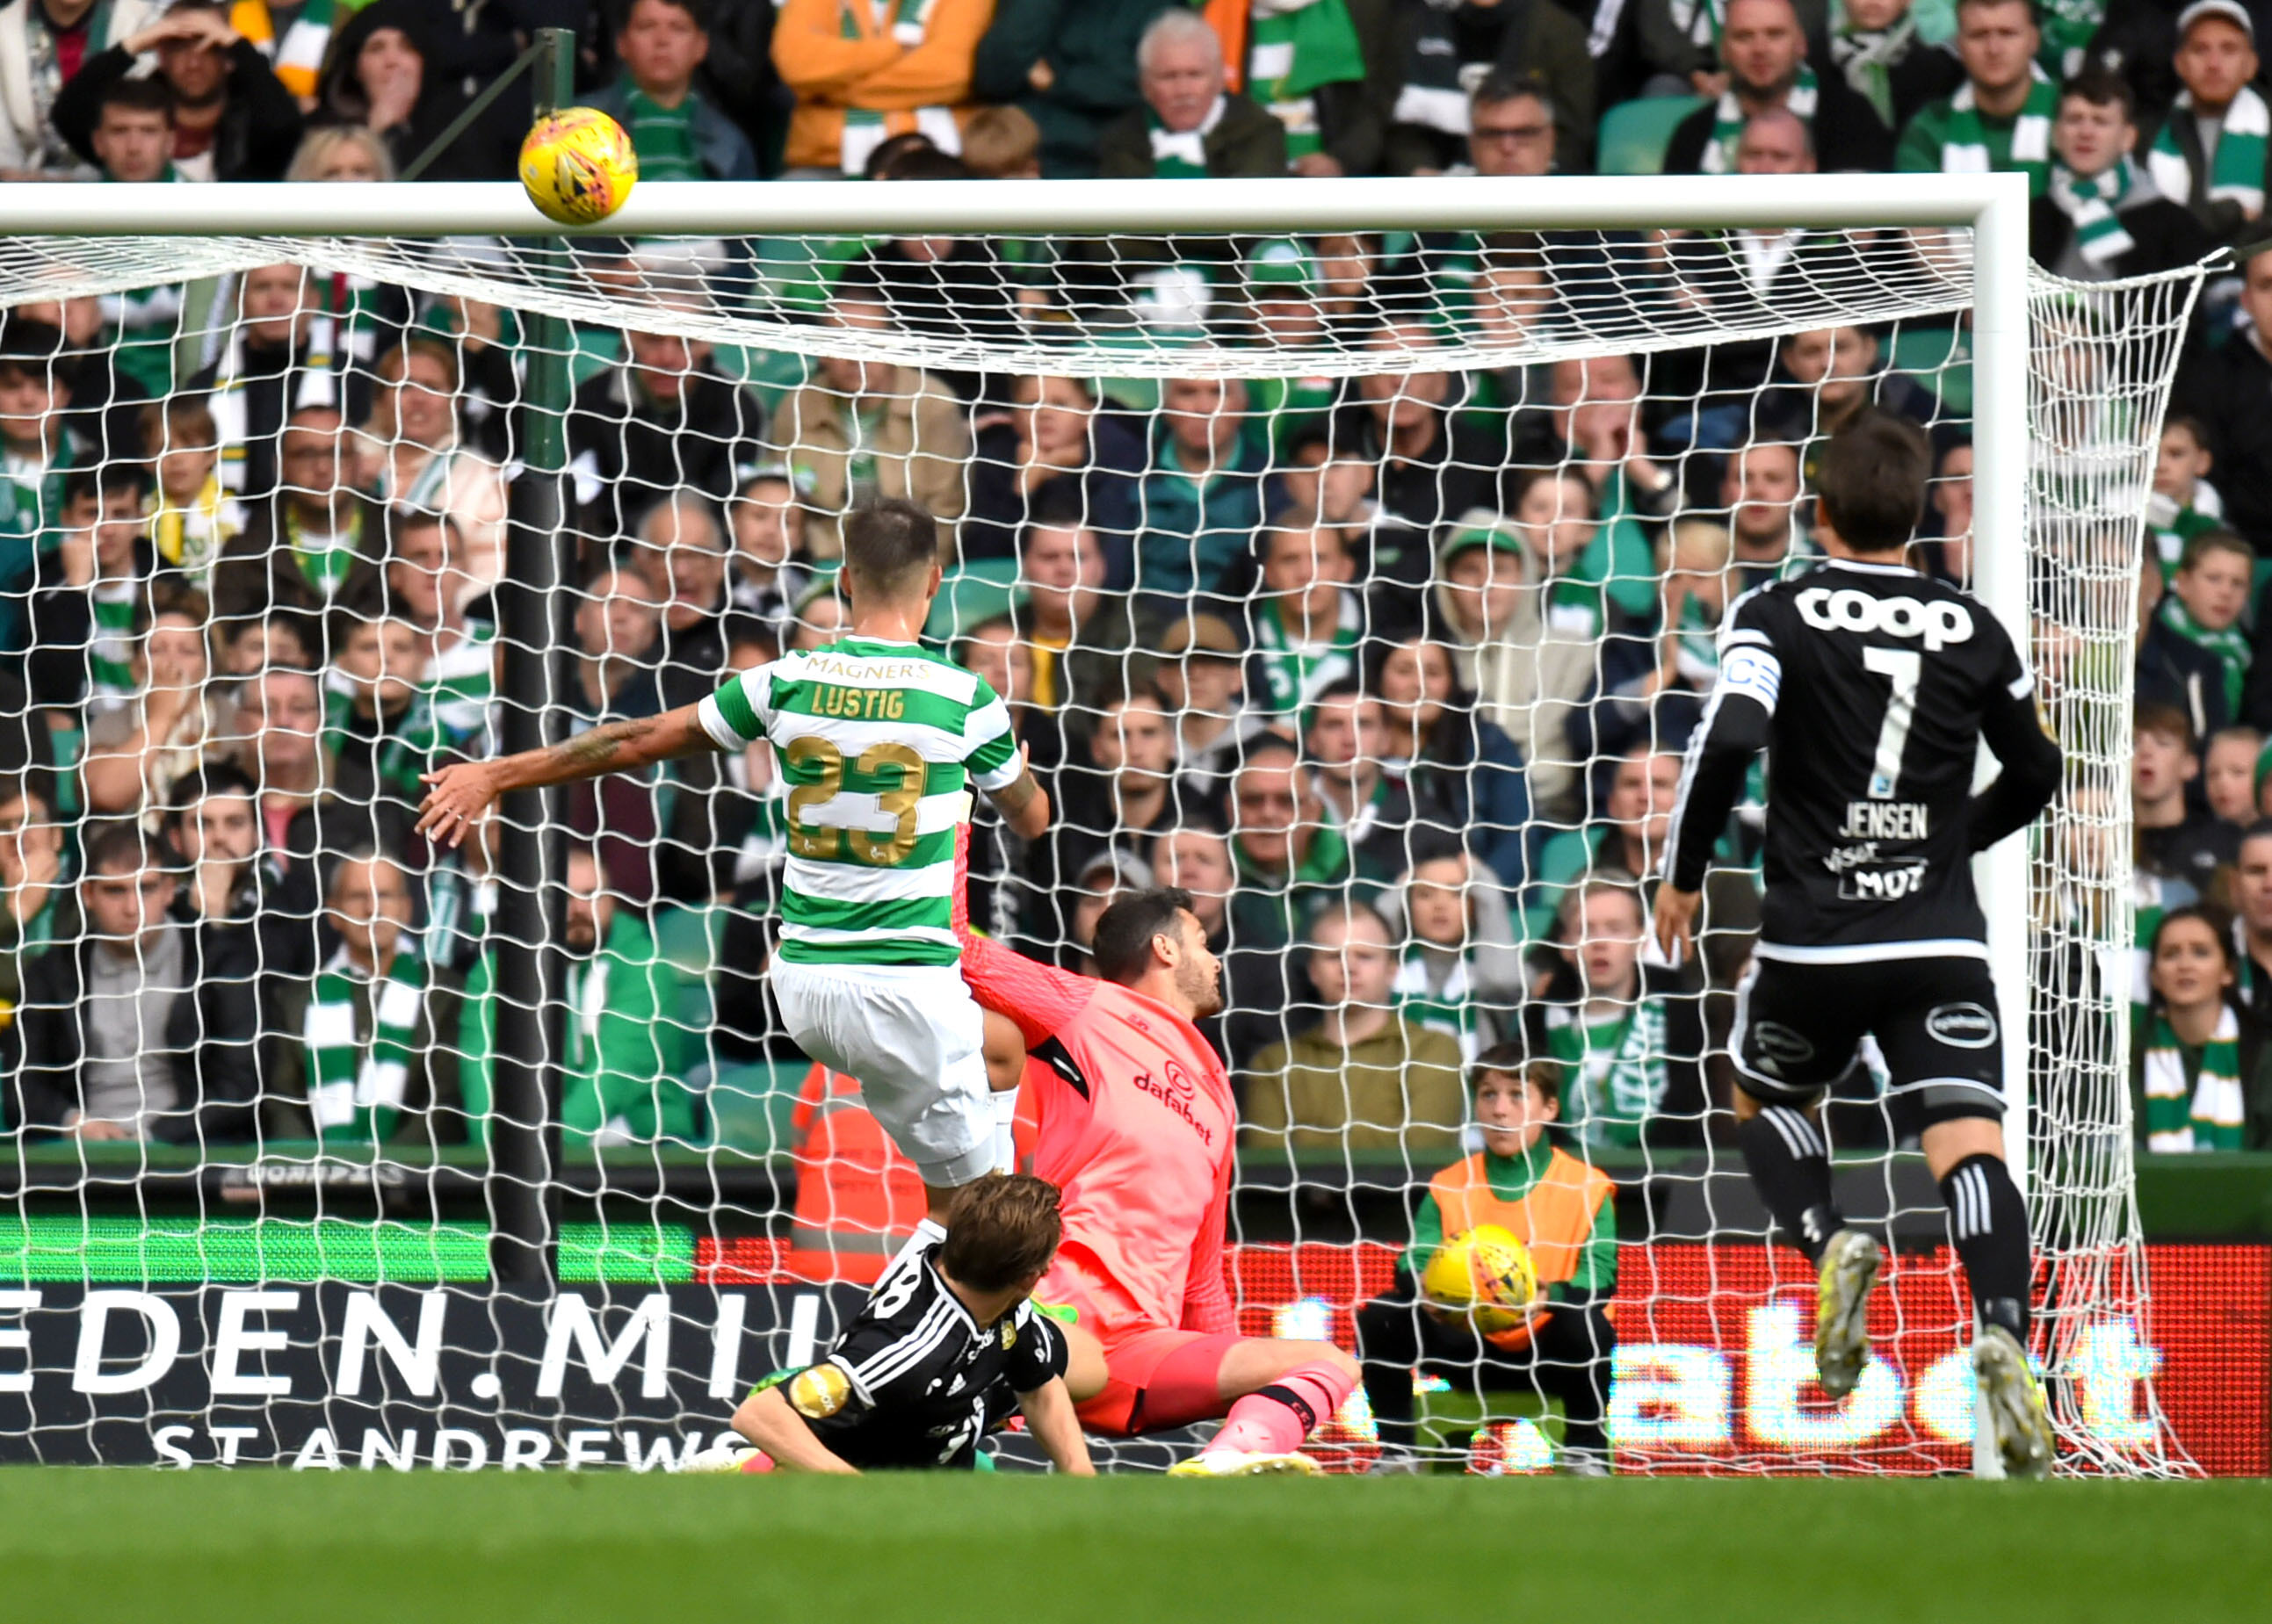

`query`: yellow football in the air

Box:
[1420,1223,1539,1336]
[519,107,638,226]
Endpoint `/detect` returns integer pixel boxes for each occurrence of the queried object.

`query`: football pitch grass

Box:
[4,1471,2268,1623]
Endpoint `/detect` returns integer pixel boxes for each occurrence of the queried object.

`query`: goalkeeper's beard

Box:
[1179,959,1226,1020]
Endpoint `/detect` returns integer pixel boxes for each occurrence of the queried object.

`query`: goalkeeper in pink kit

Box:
[958,886,1359,1476]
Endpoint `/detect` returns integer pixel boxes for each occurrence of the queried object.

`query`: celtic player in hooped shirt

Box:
[416,500,1050,1216]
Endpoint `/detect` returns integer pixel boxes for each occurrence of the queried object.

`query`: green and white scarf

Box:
[1148,97,1227,177]
[2140,1003,2246,1151]
[1393,948,1483,1062]
[1668,0,1726,53]
[1939,65,2056,192]
[1254,588,1360,720]
[1701,67,1818,176]
[2037,0,2104,79]
[1391,0,1473,134]
[307,944,427,1143]
[2146,84,2270,219]
[2049,155,2140,266]
[1248,0,1367,162]
[1829,2,1917,128]
[1545,995,1668,1148]
[837,0,958,173]
[2157,593,2249,719]
[206,310,341,499]
[426,621,497,747]
[87,578,139,712]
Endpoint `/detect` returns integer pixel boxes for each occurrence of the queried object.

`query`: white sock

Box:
[991,1089,1020,1173]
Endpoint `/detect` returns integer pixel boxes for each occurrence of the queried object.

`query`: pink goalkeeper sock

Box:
[1209,1361,1357,1455]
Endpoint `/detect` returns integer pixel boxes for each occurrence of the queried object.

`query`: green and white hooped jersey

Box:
[698,638,1020,967]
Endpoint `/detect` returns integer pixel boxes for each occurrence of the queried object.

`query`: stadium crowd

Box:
[3,0,2272,1180]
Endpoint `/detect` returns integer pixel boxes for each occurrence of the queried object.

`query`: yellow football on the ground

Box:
[519,107,638,225]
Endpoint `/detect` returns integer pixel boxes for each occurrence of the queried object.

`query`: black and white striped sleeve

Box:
[1666,588,1780,892]
[829,1281,962,1409]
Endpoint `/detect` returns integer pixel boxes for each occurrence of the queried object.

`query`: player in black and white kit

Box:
[700,1174,1094,1475]
[1653,414,2063,1477]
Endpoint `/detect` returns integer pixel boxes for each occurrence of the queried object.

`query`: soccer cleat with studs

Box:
[1814,1228,1885,1401]
[1168,1449,1321,1478]
[1972,1324,2055,1480]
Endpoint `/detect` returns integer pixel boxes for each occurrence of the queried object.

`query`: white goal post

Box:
[0,174,2205,1477]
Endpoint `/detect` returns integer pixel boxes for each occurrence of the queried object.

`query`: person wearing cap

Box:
[1431,511,1595,822]
[2172,240,2272,549]
[2034,67,2218,278]
[2145,0,2271,244]
[1155,613,1251,818]
[1896,0,2059,198]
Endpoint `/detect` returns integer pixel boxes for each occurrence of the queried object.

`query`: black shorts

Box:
[1731,953,2006,1129]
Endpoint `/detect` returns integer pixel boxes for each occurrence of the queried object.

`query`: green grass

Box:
[2,1472,2264,1622]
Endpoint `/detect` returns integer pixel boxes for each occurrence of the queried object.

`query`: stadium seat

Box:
[925,559,1022,642]
[1595,96,1706,177]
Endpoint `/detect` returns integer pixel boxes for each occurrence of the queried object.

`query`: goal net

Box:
[0,181,2221,1476]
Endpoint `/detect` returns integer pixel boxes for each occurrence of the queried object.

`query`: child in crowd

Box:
[1538,878,1672,1149]
[142,396,235,588]
[2133,703,2234,891]
[1387,849,1525,1062]
[326,609,445,808]
[2146,415,2224,582]
[1654,519,1733,697]
[1509,468,1605,638]
[1352,1043,1617,1475]
[2204,725,2263,828]
[2140,528,2253,742]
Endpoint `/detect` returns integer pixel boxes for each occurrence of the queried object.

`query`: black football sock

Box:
[1735,1106,1844,1266]
[1939,1152,2032,1342]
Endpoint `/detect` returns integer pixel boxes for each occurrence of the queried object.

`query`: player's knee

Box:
[1299,1341,1360,1383]
[980,1010,1024,1093]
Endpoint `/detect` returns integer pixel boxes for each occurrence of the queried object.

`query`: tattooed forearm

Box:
[557,721,639,773]
[509,708,715,791]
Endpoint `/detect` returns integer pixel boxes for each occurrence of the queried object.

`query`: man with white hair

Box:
[1097,8,1286,178]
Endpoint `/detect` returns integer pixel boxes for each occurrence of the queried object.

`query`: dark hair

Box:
[2134,700,2197,752]
[0,772,53,819]
[861,130,937,182]
[1021,480,1092,538]
[1470,1039,1563,1107]
[841,499,937,596]
[1091,886,1198,985]
[2178,527,2254,574]
[83,821,168,878]
[2145,904,2237,1003]
[62,461,153,509]
[1471,67,1553,123]
[1814,412,1931,552]
[98,75,174,120]
[878,147,971,182]
[2162,412,2210,448]
[619,0,710,31]
[951,611,1017,668]
[2241,817,2272,849]
[164,761,260,829]
[2059,64,2136,120]
[1308,675,1367,711]
[937,1173,1063,1294]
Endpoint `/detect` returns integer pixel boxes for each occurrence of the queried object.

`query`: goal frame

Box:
[0,174,2051,1475]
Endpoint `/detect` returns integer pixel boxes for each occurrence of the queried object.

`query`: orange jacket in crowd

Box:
[771,0,998,175]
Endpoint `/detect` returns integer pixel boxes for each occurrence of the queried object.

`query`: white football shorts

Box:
[766,958,993,1188]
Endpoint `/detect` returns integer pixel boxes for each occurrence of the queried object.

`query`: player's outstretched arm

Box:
[730,1384,860,1475]
[1017,1377,1096,1476]
[416,704,719,848]
[982,750,1051,841]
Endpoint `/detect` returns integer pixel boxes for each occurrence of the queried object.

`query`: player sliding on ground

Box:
[698,1174,1094,1474]
[958,888,1363,1477]
[416,500,1050,1223]
[1653,412,2065,1477]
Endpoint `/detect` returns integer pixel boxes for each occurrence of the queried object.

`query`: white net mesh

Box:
[0,211,2213,1476]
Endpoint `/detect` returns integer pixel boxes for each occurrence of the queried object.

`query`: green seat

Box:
[1413,1386,1563,1473]
[1891,325,1973,416]
[926,559,1021,643]
[1596,96,1706,177]
[707,1059,812,1158]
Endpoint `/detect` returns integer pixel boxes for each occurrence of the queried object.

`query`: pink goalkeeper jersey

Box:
[958,930,1237,1343]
